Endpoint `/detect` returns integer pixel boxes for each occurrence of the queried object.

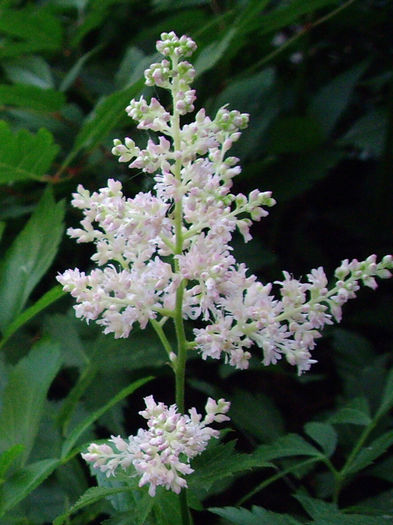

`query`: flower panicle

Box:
[58,31,393,377]
[82,395,230,497]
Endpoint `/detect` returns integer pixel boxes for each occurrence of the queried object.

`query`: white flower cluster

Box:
[57,31,393,375]
[82,396,230,496]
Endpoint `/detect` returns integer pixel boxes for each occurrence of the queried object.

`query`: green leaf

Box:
[253,433,323,462]
[151,489,183,525]
[194,28,237,77]
[61,376,153,459]
[294,495,387,524]
[294,493,340,520]
[209,505,301,525]
[0,121,60,183]
[188,440,272,494]
[0,338,62,466]
[0,285,65,349]
[308,61,369,135]
[311,516,391,524]
[329,408,372,426]
[95,468,155,525]
[369,455,393,483]
[59,45,103,92]
[259,148,344,202]
[0,188,64,331]
[2,56,54,89]
[53,486,133,525]
[115,48,158,90]
[339,109,387,156]
[268,116,325,153]
[0,445,25,480]
[0,458,60,518]
[69,0,125,48]
[69,78,145,156]
[376,368,393,418]
[0,7,63,57]
[344,430,393,476]
[0,84,65,112]
[358,487,393,516]
[230,389,284,442]
[258,0,340,35]
[295,495,389,524]
[304,422,337,457]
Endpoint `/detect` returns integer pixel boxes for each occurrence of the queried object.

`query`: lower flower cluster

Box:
[82,396,230,496]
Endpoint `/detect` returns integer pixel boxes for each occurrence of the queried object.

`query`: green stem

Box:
[174,280,187,413]
[150,318,173,359]
[236,457,321,506]
[170,54,191,525]
[333,414,381,504]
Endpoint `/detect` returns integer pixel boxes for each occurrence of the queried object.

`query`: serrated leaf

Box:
[308,61,369,135]
[0,188,64,331]
[0,84,65,112]
[0,338,62,466]
[0,121,60,183]
[0,285,65,349]
[304,422,337,457]
[253,433,323,462]
[188,440,272,494]
[209,505,301,525]
[329,408,371,426]
[295,496,389,525]
[61,376,153,459]
[294,493,340,519]
[0,458,60,517]
[151,489,183,525]
[344,430,393,476]
[230,389,284,442]
[53,486,134,525]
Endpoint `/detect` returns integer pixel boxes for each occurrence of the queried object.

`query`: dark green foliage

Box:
[0,1,392,524]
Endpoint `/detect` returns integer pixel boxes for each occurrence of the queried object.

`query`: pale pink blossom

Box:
[82,395,230,496]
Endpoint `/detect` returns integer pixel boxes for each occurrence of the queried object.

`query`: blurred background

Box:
[0,0,392,522]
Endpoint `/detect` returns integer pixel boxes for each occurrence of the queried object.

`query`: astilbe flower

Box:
[82,396,230,496]
[57,31,392,375]
[57,31,392,495]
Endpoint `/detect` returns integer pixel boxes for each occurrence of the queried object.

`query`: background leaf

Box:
[0,338,62,466]
[0,121,60,183]
[0,84,65,112]
[308,62,369,135]
[209,505,301,525]
[0,458,60,518]
[0,187,64,331]
[304,422,337,457]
